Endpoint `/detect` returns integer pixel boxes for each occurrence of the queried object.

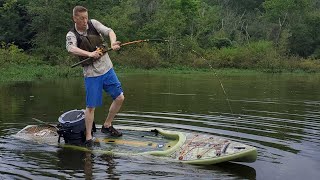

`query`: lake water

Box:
[0,72,319,179]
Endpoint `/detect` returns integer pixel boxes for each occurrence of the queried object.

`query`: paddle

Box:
[32,117,58,130]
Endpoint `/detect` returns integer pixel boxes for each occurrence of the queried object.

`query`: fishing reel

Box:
[96,44,108,56]
[96,41,121,55]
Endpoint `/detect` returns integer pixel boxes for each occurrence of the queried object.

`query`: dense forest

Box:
[1,0,320,72]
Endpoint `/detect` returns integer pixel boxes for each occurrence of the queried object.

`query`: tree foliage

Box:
[0,0,319,67]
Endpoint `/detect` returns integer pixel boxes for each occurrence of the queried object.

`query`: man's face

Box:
[73,11,88,31]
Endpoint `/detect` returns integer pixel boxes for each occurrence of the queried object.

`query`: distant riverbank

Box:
[1,64,319,83]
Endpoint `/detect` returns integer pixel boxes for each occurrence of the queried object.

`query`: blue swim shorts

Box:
[84,68,123,108]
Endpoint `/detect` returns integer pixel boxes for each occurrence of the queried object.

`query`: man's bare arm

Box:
[109,30,120,50]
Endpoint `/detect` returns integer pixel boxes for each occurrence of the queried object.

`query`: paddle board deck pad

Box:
[13,125,257,165]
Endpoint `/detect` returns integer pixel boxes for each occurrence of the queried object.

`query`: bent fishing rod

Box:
[70,38,235,126]
[71,39,168,68]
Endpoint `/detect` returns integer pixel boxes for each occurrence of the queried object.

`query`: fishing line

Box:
[173,41,241,138]
[118,39,236,129]
[176,43,233,112]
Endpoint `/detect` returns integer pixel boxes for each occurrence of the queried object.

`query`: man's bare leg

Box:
[85,107,95,140]
[103,94,125,128]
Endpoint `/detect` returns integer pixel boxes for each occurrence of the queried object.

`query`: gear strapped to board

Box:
[57,109,96,145]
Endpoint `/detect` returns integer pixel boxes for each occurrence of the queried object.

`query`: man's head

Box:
[73,6,88,31]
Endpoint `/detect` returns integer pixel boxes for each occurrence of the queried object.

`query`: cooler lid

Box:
[58,109,85,124]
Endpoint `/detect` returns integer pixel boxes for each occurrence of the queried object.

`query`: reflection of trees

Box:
[0,82,33,126]
[57,148,94,179]
[84,151,93,180]
[56,148,119,179]
[57,148,87,170]
[122,74,227,113]
[27,79,86,119]
[207,162,256,180]
[0,80,85,127]
[100,154,119,179]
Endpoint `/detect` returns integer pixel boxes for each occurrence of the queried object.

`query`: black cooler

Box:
[57,109,89,145]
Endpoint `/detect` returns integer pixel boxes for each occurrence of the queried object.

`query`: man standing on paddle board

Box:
[66,5,124,147]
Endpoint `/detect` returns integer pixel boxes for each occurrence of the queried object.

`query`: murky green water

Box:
[0,72,319,179]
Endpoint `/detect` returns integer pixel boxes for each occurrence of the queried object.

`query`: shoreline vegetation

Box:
[1,56,320,82]
[1,43,320,82]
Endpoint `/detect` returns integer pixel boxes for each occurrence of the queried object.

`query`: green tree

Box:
[137,0,186,39]
[0,0,33,49]
[180,0,200,36]
[212,0,264,12]
[27,0,72,64]
[263,0,310,49]
[289,11,320,57]
[191,3,223,49]
[263,0,319,57]
[100,0,140,42]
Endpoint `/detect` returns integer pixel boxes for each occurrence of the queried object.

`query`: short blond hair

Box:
[73,6,87,16]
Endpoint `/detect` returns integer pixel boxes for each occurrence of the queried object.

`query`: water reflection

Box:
[57,148,94,179]
[203,162,257,180]
[99,154,119,179]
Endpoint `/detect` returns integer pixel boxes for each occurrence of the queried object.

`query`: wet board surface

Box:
[93,129,177,153]
[13,125,257,165]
